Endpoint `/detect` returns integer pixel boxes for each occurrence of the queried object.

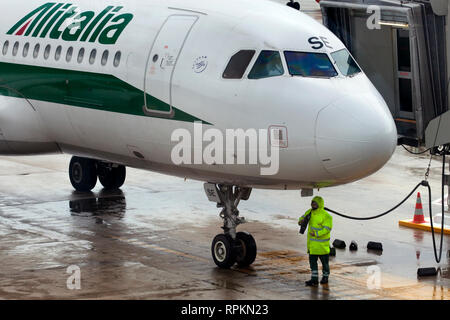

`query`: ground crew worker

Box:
[298,196,333,286]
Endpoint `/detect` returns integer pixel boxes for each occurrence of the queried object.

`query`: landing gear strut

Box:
[205,183,257,269]
[69,156,126,192]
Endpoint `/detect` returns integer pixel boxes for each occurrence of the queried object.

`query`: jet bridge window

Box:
[330,49,361,77]
[223,50,256,79]
[248,51,284,79]
[284,51,338,78]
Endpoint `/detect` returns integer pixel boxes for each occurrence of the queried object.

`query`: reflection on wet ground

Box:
[69,190,127,224]
[0,164,448,300]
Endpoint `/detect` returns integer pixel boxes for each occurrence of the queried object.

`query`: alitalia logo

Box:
[7,3,134,45]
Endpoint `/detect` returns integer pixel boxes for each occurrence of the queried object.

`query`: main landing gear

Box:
[204,183,257,269]
[69,156,126,192]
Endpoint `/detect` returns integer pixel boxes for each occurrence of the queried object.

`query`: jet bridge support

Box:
[426,110,450,212]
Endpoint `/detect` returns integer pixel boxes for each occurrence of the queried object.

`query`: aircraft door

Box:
[144,15,198,117]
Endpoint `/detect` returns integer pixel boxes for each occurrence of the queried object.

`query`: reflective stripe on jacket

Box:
[299,196,333,255]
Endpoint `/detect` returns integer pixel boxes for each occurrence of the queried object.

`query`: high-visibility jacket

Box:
[299,196,333,255]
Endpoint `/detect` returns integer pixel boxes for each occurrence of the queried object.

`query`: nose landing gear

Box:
[205,183,257,269]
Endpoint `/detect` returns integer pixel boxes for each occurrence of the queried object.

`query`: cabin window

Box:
[55,46,62,61]
[101,50,109,66]
[223,50,256,79]
[33,44,40,59]
[248,51,284,79]
[2,41,9,55]
[12,42,19,56]
[113,51,121,67]
[89,49,97,65]
[284,51,338,78]
[22,43,29,57]
[331,49,361,77]
[66,47,73,62]
[44,45,51,60]
[77,48,85,64]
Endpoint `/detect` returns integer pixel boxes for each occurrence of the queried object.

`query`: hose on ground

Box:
[324,154,446,263]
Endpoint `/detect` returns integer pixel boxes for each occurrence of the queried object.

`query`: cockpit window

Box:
[284,51,338,78]
[248,51,284,79]
[331,49,361,77]
[223,50,256,79]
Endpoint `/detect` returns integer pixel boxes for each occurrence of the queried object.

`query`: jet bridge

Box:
[319,0,448,147]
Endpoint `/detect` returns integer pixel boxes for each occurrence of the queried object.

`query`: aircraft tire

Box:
[98,164,126,190]
[69,156,98,192]
[211,234,236,269]
[235,231,257,267]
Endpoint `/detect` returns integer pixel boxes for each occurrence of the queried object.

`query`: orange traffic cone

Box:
[413,192,426,223]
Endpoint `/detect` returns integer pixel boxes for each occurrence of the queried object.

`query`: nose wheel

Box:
[212,234,236,269]
[234,231,257,267]
[211,232,257,269]
[205,183,257,269]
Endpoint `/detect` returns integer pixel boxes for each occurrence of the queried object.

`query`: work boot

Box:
[305,279,318,287]
[320,277,328,285]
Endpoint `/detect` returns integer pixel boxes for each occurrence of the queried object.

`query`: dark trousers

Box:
[309,254,330,280]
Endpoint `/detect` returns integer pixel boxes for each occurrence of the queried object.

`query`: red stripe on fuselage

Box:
[16,20,32,36]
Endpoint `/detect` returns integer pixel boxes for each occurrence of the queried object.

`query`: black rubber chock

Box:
[417,267,438,277]
[333,239,346,249]
[367,241,383,251]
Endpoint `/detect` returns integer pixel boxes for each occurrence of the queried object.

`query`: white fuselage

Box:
[0,0,397,189]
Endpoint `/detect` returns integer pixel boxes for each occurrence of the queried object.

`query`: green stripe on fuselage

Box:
[0,62,209,123]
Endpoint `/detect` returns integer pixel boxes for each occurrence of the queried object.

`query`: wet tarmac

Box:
[0,1,448,301]
[0,145,449,300]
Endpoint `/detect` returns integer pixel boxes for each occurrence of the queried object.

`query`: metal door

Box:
[144,15,198,117]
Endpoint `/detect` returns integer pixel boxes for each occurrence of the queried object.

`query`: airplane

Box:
[0,0,397,269]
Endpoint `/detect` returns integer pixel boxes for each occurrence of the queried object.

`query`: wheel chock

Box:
[417,267,437,277]
[349,241,358,251]
[367,241,383,251]
[333,239,346,249]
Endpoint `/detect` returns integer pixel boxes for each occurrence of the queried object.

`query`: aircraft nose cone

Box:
[315,93,397,181]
